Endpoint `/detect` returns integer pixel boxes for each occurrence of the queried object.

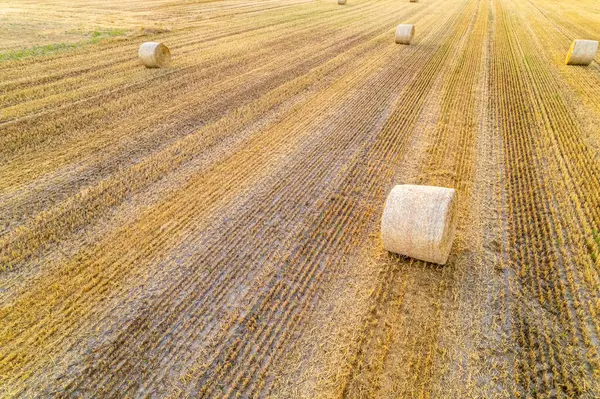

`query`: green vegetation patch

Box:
[0,29,127,62]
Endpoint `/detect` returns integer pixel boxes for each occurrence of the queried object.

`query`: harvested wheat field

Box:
[1,0,599,397]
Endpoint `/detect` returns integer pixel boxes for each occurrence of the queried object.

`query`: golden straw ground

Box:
[1,0,599,397]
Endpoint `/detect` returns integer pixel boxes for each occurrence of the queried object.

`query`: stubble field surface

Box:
[1,0,599,397]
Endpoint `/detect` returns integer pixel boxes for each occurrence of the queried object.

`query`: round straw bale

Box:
[338,0,346,5]
[138,42,171,68]
[565,39,598,66]
[381,185,457,265]
[395,24,415,45]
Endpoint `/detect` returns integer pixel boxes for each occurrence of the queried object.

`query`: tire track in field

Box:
[341,0,489,396]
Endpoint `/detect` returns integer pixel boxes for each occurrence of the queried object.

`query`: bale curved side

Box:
[138,42,171,68]
[395,24,415,45]
[565,39,598,66]
[381,185,457,265]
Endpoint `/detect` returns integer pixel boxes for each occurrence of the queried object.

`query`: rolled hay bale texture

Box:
[565,39,598,66]
[381,185,457,265]
[338,0,346,5]
[410,0,419,2]
[395,24,415,45]
[138,42,171,68]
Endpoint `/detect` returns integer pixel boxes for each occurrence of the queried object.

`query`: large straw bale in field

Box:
[395,24,415,45]
[138,42,171,68]
[381,185,457,265]
[565,40,598,66]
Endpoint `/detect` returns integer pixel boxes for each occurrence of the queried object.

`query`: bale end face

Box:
[565,39,598,66]
[395,24,415,45]
[381,185,457,265]
[138,42,171,68]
